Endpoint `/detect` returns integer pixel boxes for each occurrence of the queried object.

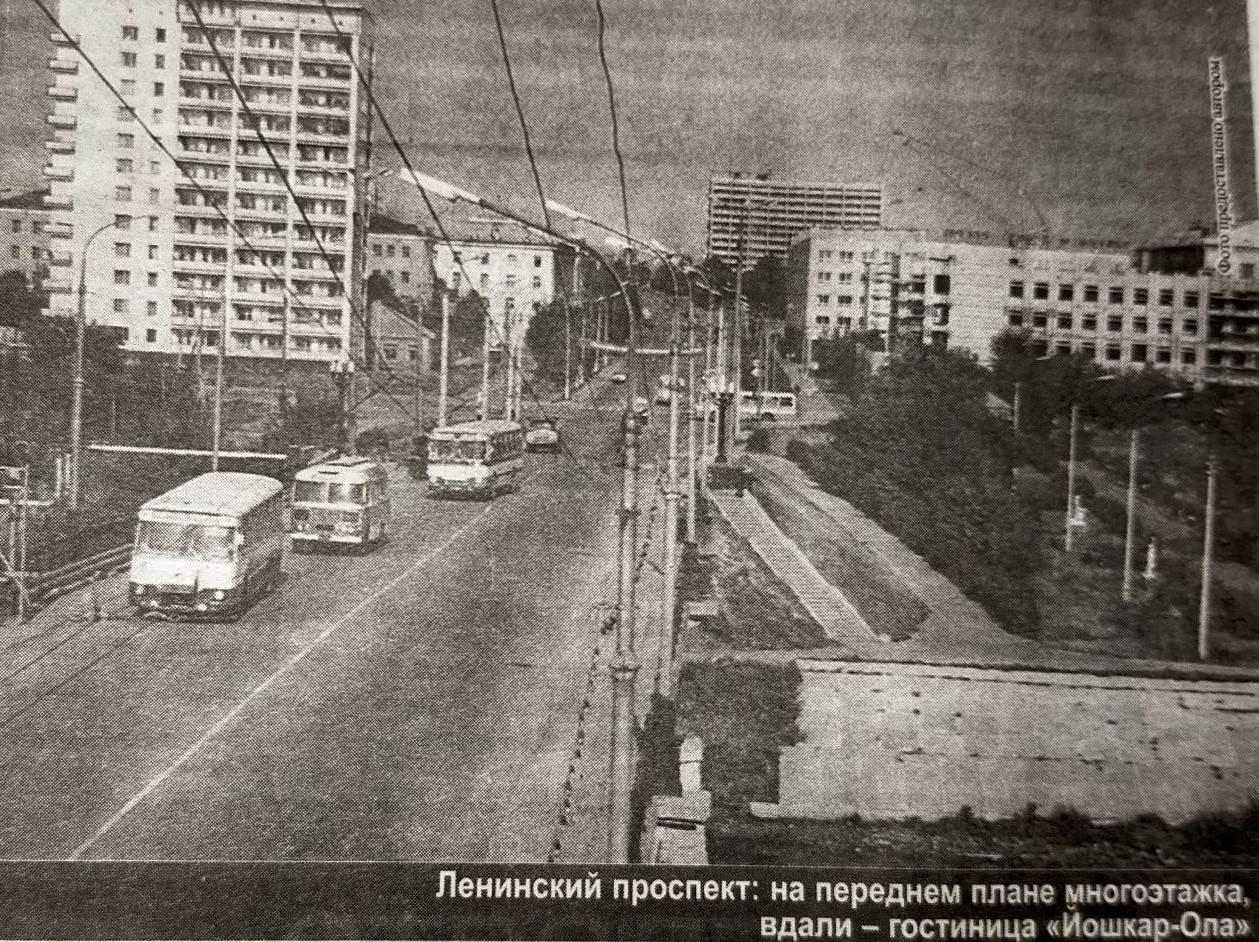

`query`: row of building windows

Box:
[9,219,46,234]
[121,25,166,42]
[450,251,545,267]
[1009,280,1219,308]
[8,245,44,260]
[1034,339,1198,367]
[372,243,413,259]
[1009,310,1199,335]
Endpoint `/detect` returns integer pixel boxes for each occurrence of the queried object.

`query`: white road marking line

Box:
[69,503,495,861]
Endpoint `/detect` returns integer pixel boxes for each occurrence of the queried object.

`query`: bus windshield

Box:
[136,521,235,560]
[329,482,365,503]
[429,439,486,463]
[293,481,327,503]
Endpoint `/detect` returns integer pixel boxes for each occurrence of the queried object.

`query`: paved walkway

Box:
[709,489,875,645]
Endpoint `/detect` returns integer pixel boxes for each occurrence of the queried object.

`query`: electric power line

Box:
[314,0,608,480]
[487,0,551,231]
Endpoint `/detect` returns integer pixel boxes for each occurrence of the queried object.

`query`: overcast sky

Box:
[1,0,1253,254]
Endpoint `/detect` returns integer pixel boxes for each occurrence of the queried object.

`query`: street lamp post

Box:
[1198,457,1218,661]
[69,220,120,510]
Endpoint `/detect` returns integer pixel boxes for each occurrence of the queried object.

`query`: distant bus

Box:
[427,419,523,499]
[739,390,798,421]
[290,455,391,552]
[129,471,284,619]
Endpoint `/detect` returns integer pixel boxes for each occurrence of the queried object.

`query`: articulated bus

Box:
[129,472,284,619]
[290,455,391,552]
[426,420,523,499]
[738,389,798,421]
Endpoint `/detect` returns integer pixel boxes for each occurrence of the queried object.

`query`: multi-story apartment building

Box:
[0,189,52,287]
[44,0,372,365]
[706,173,882,268]
[366,213,432,300]
[788,228,1259,387]
[430,236,574,350]
[1136,220,1259,280]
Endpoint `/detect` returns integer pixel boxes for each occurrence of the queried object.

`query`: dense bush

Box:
[788,349,1044,637]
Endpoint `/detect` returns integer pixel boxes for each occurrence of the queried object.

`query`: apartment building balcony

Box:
[290,267,342,281]
[173,259,228,275]
[50,31,80,45]
[43,164,73,183]
[47,83,77,102]
[43,195,73,211]
[45,221,73,240]
[296,102,350,119]
[1204,365,1259,387]
[295,75,353,92]
[178,94,234,111]
[46,278,73,294]
[177,121,232,138]
[172,286,226,300]
[48,56,78,74]
[1209,332,1259,351]
[178,147,231,165]
[173,202,230,218]
[46,113,77,130]
[233,72,293,87]
[48,251,73,268]
[45,138,75,155]
[178,66,233,83]
[288,293,343,308]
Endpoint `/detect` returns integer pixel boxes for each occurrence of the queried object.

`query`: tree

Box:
[448,290,487,359]
[523,298,569,385]
[0,270,44,328]
[742,255,787,318]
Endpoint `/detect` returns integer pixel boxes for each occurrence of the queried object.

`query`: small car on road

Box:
[524,418,561,453]
[610,372,627,384]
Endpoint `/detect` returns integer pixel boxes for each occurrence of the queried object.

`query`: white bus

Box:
[290,455,391,552]
[129,471,284,619]
[739,389,798,421]
[427,420,523,499]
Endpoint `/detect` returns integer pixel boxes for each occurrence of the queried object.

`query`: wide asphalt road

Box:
[0,380,635,860]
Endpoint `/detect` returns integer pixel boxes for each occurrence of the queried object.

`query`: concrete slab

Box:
[775,661,1259,824]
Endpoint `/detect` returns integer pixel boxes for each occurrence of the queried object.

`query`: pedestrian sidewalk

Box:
[709,489,874,645]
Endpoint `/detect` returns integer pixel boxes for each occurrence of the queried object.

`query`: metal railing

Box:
[3,544,131,619]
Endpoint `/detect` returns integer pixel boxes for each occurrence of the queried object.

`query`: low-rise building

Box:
[367,297,435,375]
[0,189,51,287]
[431,233,574,350]
[367,214,433,300]
[788,228,1259,387]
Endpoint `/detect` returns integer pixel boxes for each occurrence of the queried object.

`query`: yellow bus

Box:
[427,420,523,499]
[290,455,391,552]
[129,471,284,619]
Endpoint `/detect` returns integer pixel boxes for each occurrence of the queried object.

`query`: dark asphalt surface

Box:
[0,382,634,861]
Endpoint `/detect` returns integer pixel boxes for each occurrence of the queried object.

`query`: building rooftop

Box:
[0,188,51,211]
[368,213,426,238]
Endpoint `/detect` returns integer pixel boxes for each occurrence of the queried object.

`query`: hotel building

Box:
[705,174,883,268]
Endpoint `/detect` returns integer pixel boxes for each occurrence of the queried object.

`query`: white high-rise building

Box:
[44,0,373,364]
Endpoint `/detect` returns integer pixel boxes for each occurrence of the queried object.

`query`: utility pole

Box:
[1198,458,1218,661]
[503,304,514,421]
[438,291,450,427]
[563,295,572,401]
[1012,381,1022,433]
[1121,428,1140,602]
[479,298,492,420]
[1064,403,1079,551]
[732,243,744,442]
[659,323,682,699]
[685,282,698,543]
[211,295,227,471]
[331,354,355,455]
